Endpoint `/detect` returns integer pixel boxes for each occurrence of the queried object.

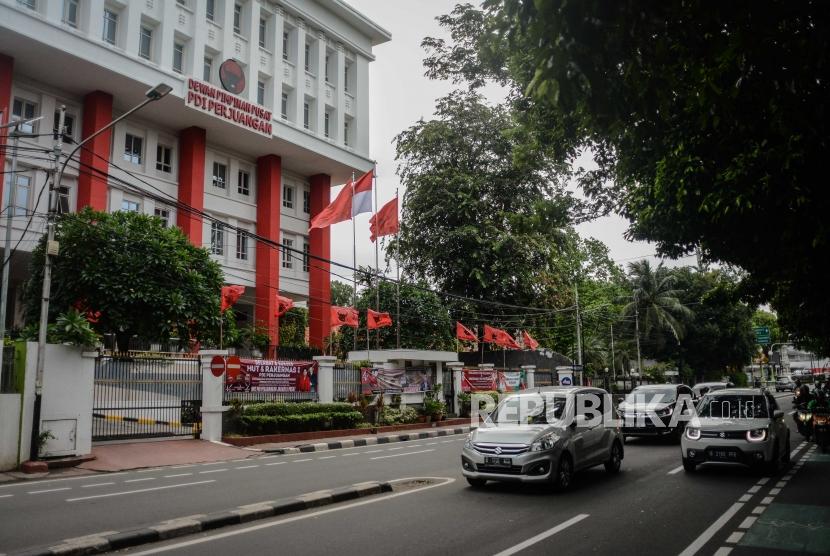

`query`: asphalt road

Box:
[2,392,827,556]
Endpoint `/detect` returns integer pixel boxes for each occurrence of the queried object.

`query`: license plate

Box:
[709,449,738,462]
[484,456,512,467]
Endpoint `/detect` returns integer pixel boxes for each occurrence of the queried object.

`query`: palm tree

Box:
[622,260,693,344]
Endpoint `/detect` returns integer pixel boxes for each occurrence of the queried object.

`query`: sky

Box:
[330,1,683,283]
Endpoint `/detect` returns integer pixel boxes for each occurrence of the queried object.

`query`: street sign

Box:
[210,355,226,377]
[560,376,573,386]
[754,326,771,345]
[226,355,241,376]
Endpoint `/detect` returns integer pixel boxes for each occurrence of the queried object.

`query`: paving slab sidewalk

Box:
[77,439,259,472]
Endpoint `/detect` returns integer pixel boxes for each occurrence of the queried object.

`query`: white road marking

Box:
[678,503,744,556]
[265,462,286,466]
[293,458,312,463]
[259,455,279,459]
[137,468,160,473]
[760,496,774,505]
[231,459,249,462]
[387,447,404,451]
[425,442,437,446]
[28,487,71,495]
[713,548,732,556]
[0,472,127,489]
[370,449,435,460]
[317,456,336,460]
[751,506,767,515]
[725,532,744,544]
[80,482,115,488]
[364,450,382,454]
[667,465,684,475]
[747,485,761,494]
[125,478,155,483]
[768,488,781,496]
[201,461,227,466]
[198,468,228,474]
[66,480,215,502]
[342,453,359,457]
[738,516,757,529]
[756,478,770,486]
[738,495,752,503]
[234,465,259,469]
[0,494,13,499]
[163,473,193,478]
[408,444,423,448]
[492,514,591,556]
[169,464,195,469]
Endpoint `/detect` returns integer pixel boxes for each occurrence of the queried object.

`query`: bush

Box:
[243,402,356,417]
[379,407,419,426]
[240,410,364,435]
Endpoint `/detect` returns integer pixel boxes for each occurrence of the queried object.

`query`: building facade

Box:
[0,0,389,348]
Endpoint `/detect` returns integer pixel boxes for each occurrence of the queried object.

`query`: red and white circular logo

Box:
[219,59,246,95]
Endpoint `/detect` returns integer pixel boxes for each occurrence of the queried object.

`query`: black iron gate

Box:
[92,353,202,441]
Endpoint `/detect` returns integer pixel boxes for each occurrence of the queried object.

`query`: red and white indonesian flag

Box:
[351,169,373,216]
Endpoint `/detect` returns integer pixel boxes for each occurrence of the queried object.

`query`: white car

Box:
[681,388,790,473]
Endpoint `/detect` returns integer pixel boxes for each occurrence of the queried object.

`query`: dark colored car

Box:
[775,378,795,392]
[617,384,694,440]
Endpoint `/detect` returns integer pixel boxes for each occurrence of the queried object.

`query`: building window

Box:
[63,0,79,27]
[103,9,118,45]
[237,170,249,196]
[344,63,350,92]
[173,42,185,73]
[325,54,330,82]
[302,241,310,272]
[203,56,212,82]
[121,199,140,213]
[123,134,143,165]
[259,18,266,48]
[211,222,224,255]
[343,120,350,147]
[139,25,153,60]
[4,174,31,217]
[154,207,169,227]
[324,111,330,138]
[282,31,288,60]
[156,144,172,173]
[12,98,38,134]
[17,0,35,10]
[257,80,265,105]
[53,111,75,144]
[303,102,309,129]
[283,185,293,209]
[281,237,293,269]
[236,231,248,260]
[303,189,310,214]
[57,186,71,214]
[206,0,214,21]
[281,92,288,119]
[212,162,227,189]
[233,3,241,34]
[304,43,310,72]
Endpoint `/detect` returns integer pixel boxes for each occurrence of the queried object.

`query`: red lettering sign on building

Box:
[185,78,273,138]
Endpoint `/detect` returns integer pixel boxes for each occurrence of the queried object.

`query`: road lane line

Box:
[755,478,769,486]
[125,478,155,483]
[198,469,228,474]
[760,496,773,505]
[80,482,115,488]
[713,548,732,556]
[738,495,752,503]
[127,477,456,555]
[342,453,358,457]
[265,462,286,466]
[667,465,684,475]
[169,465,195,469]
[678,503,744,556]
[387,447,404,451]
[768,488,781,495]
[0,494,13,498]
[66,480,215,502]
[364,450,382,454]
[725,532,744,544]
[0,472,127,489]
[370,449,435,460]
[293,458,312,463]
[492,514,590,556]
[234,465,259,469]
[738,516,757,529]
[317,456,336,460]
[747,485,761,494]
[751,506,766,515]
[28,487,71,495]
[163,473,193,478]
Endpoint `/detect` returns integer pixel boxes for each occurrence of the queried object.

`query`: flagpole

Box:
[394,189,401,350]
[479,325,484,364]
[373,166,380,351]
[351,171,357,352]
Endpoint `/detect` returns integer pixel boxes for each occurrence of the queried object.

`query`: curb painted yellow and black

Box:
[92,412,188,428]
[13,481,392,556]
[264,426,471,455]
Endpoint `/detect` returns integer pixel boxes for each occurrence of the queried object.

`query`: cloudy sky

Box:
[330,0,681,283]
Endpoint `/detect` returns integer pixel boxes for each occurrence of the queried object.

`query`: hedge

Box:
[240,411,364,435]
[243,402,356,417]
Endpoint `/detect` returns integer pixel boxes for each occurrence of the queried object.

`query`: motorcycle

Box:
[813,411,830,453]
[794,403,813,440]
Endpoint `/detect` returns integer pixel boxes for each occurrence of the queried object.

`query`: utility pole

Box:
[610,322,616,385]
[634,291,642,387]
[574,284,583,366]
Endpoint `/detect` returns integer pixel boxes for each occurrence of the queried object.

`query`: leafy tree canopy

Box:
[424,1,830,353]
[24,208,224,344]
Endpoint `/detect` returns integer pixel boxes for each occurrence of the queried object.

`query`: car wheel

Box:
[551,453,573,492]
[466,478,487,489]
[766,445,781,475]
[605,441,623,474]
[682,458,696,473]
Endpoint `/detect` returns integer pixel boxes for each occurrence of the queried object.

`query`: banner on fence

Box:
[361,367,432,394]
[225,359,318,393]
[462,369,527,392]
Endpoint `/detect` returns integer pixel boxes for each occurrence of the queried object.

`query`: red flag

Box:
[522,330,540,351]
[369,197,399,242]
[500,333,522,350]
[367,309,393,330]
[276,295,294,316]
[220,285,245,312]
[351,169,374,216]
[309,183,352,230]
[456,322,477,342]
[330,306,359,328]
[483,324,521,349]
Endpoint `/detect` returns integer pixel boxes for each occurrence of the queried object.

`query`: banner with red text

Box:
[361,367,433,394]
[225,359,317,393]
[462,370,527,392]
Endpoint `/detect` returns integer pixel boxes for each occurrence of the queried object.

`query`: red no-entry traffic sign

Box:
[210,355,226,377]
[226,355,241,373]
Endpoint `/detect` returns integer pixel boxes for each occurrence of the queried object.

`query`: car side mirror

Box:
[773,410,784,420]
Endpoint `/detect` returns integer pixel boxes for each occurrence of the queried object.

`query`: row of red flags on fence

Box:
[456,322,540,351]
[309,169,399,242]
[331,306,392,330]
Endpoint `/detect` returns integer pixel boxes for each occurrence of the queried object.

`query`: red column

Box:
[308,173,332,349]
[256,154,282,349]
[76,91,113,210]
[177,127,206,245]
[0,54,14,205]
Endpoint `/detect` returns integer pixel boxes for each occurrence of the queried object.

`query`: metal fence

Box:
[334,362,361,401]
[92,352,202,441]
[535,371,554,386]
[1,346,15,394]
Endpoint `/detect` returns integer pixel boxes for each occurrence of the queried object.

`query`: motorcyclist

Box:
[795,383,813,406]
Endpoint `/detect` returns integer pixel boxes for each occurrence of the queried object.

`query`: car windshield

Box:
[625,388,675,405]
[697,395,770,419]
[490,394,568,425]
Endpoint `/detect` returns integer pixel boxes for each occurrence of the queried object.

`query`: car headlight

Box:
[530,433,559,452]
[802,413,813,422]
[747,428,768,443]
[464,434,473,449]
[657,406,674,417]
[685,427,701,440]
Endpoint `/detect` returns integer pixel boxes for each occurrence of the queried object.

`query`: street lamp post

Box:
[30,84,171,460]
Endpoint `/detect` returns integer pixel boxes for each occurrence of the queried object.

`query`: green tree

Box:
[278,307,308,347]
[623,260,693,350]
[424,1,830,353]
[24,208,224,346]
[330,280,354,307]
